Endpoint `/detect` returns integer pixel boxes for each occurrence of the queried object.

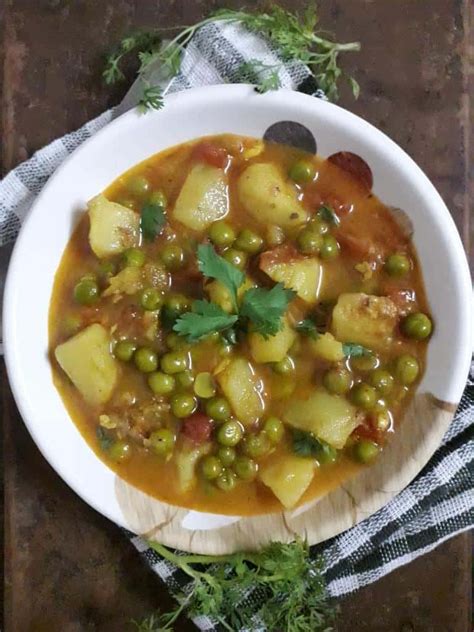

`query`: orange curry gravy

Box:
[49,134,430,515]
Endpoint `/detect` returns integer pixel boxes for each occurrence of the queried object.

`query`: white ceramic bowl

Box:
[4,85,472,553]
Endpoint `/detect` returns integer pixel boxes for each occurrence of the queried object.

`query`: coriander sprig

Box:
[132,538,337,632]
[103,4,360,111]
[173,244,295,343]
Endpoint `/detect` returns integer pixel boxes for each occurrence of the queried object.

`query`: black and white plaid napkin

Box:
[0,20,472,631]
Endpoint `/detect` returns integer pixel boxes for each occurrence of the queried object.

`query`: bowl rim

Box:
[3,84,472,546]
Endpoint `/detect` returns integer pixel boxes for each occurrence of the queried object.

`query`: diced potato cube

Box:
[175,442,211,494]
[173,164,229,231]
[283,389,358,449]
[216,357,265,425]
[260,455,315,508]
[55,324,118,406]
[260,245,322,304]
[309,332,344,362]
[88,194,140,258]
[103,266,143,297]
[238,163,308,227]
[331,293,398,350]
[248,315,296,363]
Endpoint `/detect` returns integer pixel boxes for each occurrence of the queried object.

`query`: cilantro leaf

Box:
[318,205,340,226]
[295,319,320,340]
[173,300,238,342]
[292,429,322,457]
[141,203,166,241]
[197,244,244,310]
[240,283,296,338]
[342,342,371,357]
[96,427,114,452]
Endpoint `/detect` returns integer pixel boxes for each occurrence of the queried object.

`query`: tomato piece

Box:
[192,142,229,168]
[352,423,380,443]
[383,288,417,315]
[182,413,213,444]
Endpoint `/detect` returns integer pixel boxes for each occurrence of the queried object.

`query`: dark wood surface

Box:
[1,1,472,631]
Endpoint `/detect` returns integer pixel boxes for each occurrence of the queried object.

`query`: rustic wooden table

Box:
[1,1,472,631]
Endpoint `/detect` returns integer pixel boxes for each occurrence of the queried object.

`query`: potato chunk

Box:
[260,455,315,508]
[331,292,398,350]
[216,357,265,425]
[260,245,322,304]
[238,163,308,227]
[88,194,140,258]
[283,389,358,449]
[55,324,118,406]
[173,163,229,231]
[175,442,211,494]
[248,315,296,363]
[309,332,344,362]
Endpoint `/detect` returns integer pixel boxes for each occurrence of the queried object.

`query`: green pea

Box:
[209,221,236,248]
[402,313,433,340]
[62,314,82,336]
[194,372,216,398]
[98,260,117,278]
[323,368,352,394]
[127,174,150,196]
[218,446,236,466]
[234,456,258,481]
[263,417,284,444]
[147,372,175,395]
[206,397,232,422]
[134,347,158,373]
[297,228,323,255]
[351,353,379,372]
[242,433,271,459]
[217,420,243,447]
[149,428,175,456]
[370,369,394,395]
[394,354,419,385]
[308,216,330,235]
[161,244,186,271]
[351,383,377,410]
[175,370,195,389]
[272,356,295,375]
[235,229,264,254]
[171,393,197,418]
[317,442,338,465]
[140,287,162,311]
[289,159,316,183]
[161,351,188,375]
[353,439,380,464]
[161,294,191,328]
[109,440,131,463]
[215,468,237,491]
[123,247,145,268]
[166,332,183,350]
[73,278,99,305]
[384,253,410,277]
[319,235,340,259]
[114,340,137,362]
[222,248,247,269]
[201,455,223,480]
[149,190,167,207]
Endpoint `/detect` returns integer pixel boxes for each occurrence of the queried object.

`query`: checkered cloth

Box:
[0,20,472,631]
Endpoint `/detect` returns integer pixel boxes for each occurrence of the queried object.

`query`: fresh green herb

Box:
[173,300,238,343]
[240,284,296,338]
[104,5,360,111]
[222,327,238,346]
[318,205,340,225]
[292,429,323,457]
[296,319,320,340]
[237,59,282,93]
[96,427,114,451]
[197,244,244,310]
[342,342,370,357]
[132,538,337,632]
[141,203,166,241]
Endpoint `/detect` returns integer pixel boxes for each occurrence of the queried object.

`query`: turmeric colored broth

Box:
[49,134,430,515]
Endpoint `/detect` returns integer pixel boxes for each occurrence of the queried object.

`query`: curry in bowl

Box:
[49,134,432,515]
